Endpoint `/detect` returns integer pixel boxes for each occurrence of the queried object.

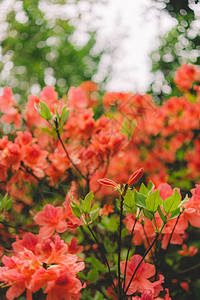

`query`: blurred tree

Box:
[149,0,200,102]
[0,0,109,100]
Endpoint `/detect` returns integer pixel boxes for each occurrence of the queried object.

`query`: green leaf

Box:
[0,194,12,211]
[179,194,189,207]
[139,183,149,196]
[157,205,166,223]
[39,101,53,120]
[78,272,88,280]
[90,208,99,221]
[147,181,155,193]
[71,205,82,218]
[60,105,70,126]
[146,189,163,213]
[124,189,135,208]
[82,191,94,213]
[4,198,13,211]
[88,254,106,272]
[41,127,57,137]
[163,189,181,215]
[134,190,147,209]
[120,119,136,140]
[88,268,98,282]
[35,104,41,116]
[143,209,154,220]
[71,200,81,210]
[55,105,60,121]
[168,208,180,220]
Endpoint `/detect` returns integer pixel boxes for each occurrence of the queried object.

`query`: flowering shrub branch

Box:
[0,65,199,299]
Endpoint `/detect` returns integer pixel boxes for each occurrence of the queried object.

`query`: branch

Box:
[123,218,137,290]
[56,129,87,180]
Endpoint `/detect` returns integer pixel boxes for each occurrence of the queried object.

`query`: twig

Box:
[123,218,137,291]
[56,129,87,180]
[118,194,124,298]
[165,214,181,252]
[86,225,118,295]
[0,221,37,234]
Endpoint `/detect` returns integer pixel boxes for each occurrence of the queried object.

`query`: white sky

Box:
[93,0,176,92]
[0,0,178,93]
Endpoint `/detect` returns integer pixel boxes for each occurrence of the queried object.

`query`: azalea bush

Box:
[0,64,199,299]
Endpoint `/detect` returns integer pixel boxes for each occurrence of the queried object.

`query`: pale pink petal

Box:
[188,213,200,227]
[39,225,55,239]
[34,211,50,225]
[141,263,155,278]
[137,278,154,293]
[55,220,68,233]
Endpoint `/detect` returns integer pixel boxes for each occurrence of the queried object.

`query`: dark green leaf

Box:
[143,209,154,220]
[88,268,98,282]
[169,208,180,220]
[157,205,166,223]
[88,254,106,272]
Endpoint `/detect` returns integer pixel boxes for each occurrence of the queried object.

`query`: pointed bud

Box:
[98,178,118,188]
[127,167,144,186]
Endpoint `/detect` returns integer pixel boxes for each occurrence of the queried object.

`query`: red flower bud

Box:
[98,178,118,188]
[127,167,144,186]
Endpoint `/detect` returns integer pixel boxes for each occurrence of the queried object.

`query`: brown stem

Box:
[20,164,65,196]
[56,129,87,180]
[165,214,181,252]
[0,221,37,234]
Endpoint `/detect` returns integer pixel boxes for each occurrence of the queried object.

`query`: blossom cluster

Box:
[0,64,199,299]
[0,233,85,300]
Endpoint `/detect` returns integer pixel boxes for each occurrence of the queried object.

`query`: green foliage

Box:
[0,0,108,100]
[120,119,136,141]
[71,191,100,225]
[146,189,163,213]
[0,193,13,213]
[163,188,181,214]
[123,189,136,213]
[134,190,147,209]
[35,101,53,120]
[150,1,199,102]
[82,191,94,213]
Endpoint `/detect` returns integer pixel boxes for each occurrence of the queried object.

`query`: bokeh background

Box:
[0,0,200,102]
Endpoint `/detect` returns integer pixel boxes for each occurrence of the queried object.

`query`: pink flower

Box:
[34,204,68,239]
[121,254,156,295]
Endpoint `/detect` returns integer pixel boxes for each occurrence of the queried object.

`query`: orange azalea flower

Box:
[178,244,198,256]
[34,204,68,239]
[121,254,156,295]
[100,204,114,217]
